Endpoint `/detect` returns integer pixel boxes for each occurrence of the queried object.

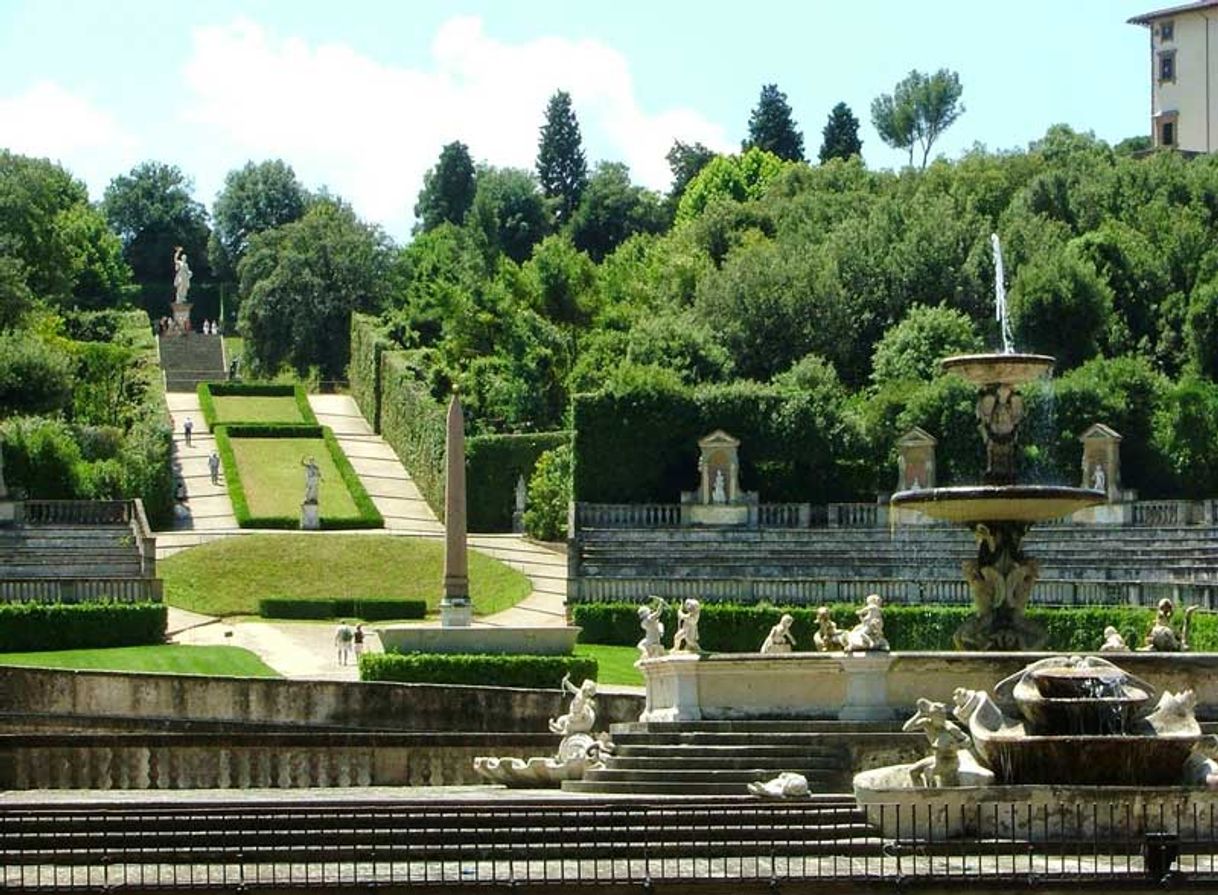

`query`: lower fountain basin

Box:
[974,734,1203,786]
[890,485,1105,524]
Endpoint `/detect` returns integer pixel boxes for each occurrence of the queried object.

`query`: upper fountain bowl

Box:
[890,484,1105,524]
[941,352,1055,387]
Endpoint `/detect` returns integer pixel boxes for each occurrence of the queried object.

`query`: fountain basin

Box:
[941,352,1054,386]
[1015,666,1150,735]
[972,733,1204,786]
[890,484,1105,524]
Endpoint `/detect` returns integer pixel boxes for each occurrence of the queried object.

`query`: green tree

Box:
[0,151,131,307]
[872,69,965,169]
[569,162,667,262]
[102,161,210,286]
[675,147,788,222]
[666,140,717,200]
[237,199,393,379]
[818,102,863,163]
[744,83,805,162]
[521,234,597,326]
[1010,244,1113,370]
[0,252,33,330]
[467,166,551,264]
[0,332,74,416]
[209,159,308,280]
[414,141,477,234]
[536,90,588,224]
[871,304,982,387]
[1186,276,1218,378]
[523,442,572,541]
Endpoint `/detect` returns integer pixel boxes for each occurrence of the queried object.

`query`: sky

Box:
[0,0,1165,243]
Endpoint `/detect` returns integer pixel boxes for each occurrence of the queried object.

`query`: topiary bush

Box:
[0,601,166,652]
[360,652,597,688]
[523,442,572,541]
[259,597,427,620]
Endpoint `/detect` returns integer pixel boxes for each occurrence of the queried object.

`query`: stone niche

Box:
[680,430,757,526]
[896,427,937,492]
[1072,423,1130,524]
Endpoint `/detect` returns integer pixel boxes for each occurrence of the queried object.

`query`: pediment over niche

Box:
[896,426,937,448]
[698,429,740,450]
[1079,423,1122,442]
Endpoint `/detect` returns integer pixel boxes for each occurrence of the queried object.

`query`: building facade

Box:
[1129,0,1218,152]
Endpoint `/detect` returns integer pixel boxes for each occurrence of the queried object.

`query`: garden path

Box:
[165,391,238,532]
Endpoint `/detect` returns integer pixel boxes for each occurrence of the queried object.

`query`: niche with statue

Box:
[680,430,758,526]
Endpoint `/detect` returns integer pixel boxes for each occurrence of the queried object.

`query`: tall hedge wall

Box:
[349,313,390,434]
[467,431,572,531]
[379,353,447,518]
[572,380,857,504]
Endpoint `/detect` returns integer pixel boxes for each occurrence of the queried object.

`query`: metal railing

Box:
[2,799,1215,889]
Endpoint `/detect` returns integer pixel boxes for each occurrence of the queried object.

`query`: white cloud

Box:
[0,82,138,197]
[181,16,730,240]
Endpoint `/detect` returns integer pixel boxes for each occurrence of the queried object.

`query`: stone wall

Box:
[0,667,644,733]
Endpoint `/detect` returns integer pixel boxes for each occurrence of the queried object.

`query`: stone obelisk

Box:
[440,390,471,627]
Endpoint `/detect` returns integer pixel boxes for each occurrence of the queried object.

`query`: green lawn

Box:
[162,533,533,618]
[212,395,304,424]
[574,643,643,687]
[230,437,359,520]
[0,644,279,677]
[224,335,244,363]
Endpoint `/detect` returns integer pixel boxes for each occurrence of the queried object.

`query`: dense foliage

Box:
[360,652,597,688]
[0,601,166,652]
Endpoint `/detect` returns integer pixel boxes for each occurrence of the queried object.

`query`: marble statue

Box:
[173,247,192,303]
[902,698,974,788]
[301,456,322,504]
[1100,625,1130,652]
[845,594,889,653]
[760,613,796,654]
[1140,598,1197,652]
[813,606,846,652]
[747,771,810,798]
[711,469,727,504]
[475,674,614,786]
[672,598,701,652]
[549,674,597,735]
[636,596,667,660]
[1091,463,1106,492]
[514,474,528,512]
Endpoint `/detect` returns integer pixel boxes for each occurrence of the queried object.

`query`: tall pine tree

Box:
[536,90,588,224]
[414,141,477,234]
[818,102,863,163]
[744,84,805,162]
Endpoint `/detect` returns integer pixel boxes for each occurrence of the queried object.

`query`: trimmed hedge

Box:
[379,353,447,518]
[197,382,318,428]
[259,597,427,620]
[359,652,597,688]
[569,601,1218,654]
[215,424,383,530]
[467,431,571,532]
[0,601,166,652]
[349,313,391,434]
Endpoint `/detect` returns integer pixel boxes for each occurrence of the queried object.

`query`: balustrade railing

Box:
[23,500,131,526]
[757,503,812,528]
[574,503,681,528]
[0,578,162,604]
[827,502,880,528]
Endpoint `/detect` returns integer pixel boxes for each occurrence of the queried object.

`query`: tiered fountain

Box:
[890,234,1105,649]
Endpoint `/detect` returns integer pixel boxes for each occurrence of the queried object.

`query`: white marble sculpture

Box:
[747,771,810,798]
[845,594,889,653]
[1091,463,1106,492]
[1140,598,1197,652]
[474,675,615,786]
[1100,625,1130,652]
[760,613,796,654]
[672,598,701,652]
[711,469,727,504]
[302,456,322,504]
[173,247,192,303]
[636,596,667,660]
[902,698,975,788]
[813,606,846,652]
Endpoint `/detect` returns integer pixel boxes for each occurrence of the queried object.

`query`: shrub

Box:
[0,333,74,417]
[1,417,83,499]
[466,431,571,532]
[523,443,572,541]
[259,597,427,620]
[360,653,597,688]
[0,601,166,652]
[349,313,391,432]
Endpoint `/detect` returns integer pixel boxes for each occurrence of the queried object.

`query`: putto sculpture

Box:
[813,606,846,652]
[1140,598,1198,652]
[1099,625,1130,652]
[759,613,796,654]
[844,594,889,653]
[636,596,668,660]
[474,674,614,787]
[672,598,701,653]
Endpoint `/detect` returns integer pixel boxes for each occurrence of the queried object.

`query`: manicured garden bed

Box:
[0,644,280,677]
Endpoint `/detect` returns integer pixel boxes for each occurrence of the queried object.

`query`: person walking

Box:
[183,415,194,447]
[208,450,221,485]
[353,624,366,662]
[334,622,353,666]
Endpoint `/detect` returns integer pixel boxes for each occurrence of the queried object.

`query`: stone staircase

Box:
[564,721,921,796]
[0,523,143,578]
[158,333,225,391]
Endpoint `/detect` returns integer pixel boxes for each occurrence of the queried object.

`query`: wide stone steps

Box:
[607,756,842,770]
[158,333,225,391]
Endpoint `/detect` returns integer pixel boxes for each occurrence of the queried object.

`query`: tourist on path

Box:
[353,624,366,661]
[208,450,221,485]
[334,622,354,666]
[183,416,193,447]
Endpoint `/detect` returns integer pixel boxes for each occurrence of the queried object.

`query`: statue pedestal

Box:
[440,599,472,627]
[300,502,319,531]
[683,503,751,526]
[171,302,192,332]
[0,500,18,526]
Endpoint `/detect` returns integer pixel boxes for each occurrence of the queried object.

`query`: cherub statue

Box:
[902,698,973,788]
[672,598,701,653]
[845,594,890,652]
[1100,625,1130,652]
[1140,598,1198,652]
[760,613,796,654]
[548,674,597,735]
[636,596,667,660]
[812,606,846,652]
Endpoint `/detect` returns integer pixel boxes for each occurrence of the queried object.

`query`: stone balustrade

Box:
[0,577,163,604]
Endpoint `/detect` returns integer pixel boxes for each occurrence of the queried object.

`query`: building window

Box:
[1159,50,1176,82]
[1160,19,1174,42]
[1161,120,1176,147]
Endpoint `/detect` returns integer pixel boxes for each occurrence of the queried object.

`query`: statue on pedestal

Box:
[636,596,667,660]
[672,598,701,653]
[813,606,846,652]
[301,456,322,504]
[173,247,193,303]
[760,613,796,653]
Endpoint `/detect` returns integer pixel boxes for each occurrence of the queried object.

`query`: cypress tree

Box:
[744,83,805,162]
[536,90,588,224]
[818,102,864,163]
[414,141,477,233]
